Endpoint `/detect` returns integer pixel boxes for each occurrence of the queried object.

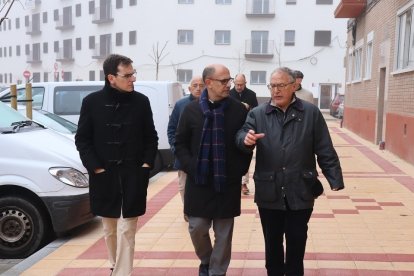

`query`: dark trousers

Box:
[258,206,313,276]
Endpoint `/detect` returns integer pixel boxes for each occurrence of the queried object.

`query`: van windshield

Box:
[54,85,102,115]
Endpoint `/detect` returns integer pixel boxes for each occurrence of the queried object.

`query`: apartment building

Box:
[335,0,414,165]
[0,0,347,106]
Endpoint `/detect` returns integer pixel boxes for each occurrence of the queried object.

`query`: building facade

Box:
[335,0,414,164]
[0,0,347,106]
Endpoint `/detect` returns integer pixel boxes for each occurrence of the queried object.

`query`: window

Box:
[8,19,11,30]
[43,42,48,53]
[89,70,95,81]
[0,48,2,58]
[286,0,296,4]
[177,69,192,83]
[89,36,95,49]
[8,46,12,57]
[76,37,82,50]
[216,0,231,4]
[353,47,362,81]
[177,30,193,44]
[100,70,105,81]
[130,0,137,6]
[347,52,353,82]
[316,0,333,4]
[16,45,21,56]
[15,18,20,29]
[365,32,373,79]
[116,32,123,46]
[284,30,295,46]
[252,0,270,14]
[3,47,6,57]
[129,31,137,45]
[25,15,29,27]
[396,4,414,70]
[54,41,59,53]
[44,72,48,82]
[25,44,30,55]
[116,0,123,8]
[76,4,81,17]
[314,30,331,46]
[251,31,269,54]
[89,1,95,14]
[250,71,266,84]
[43,12,47,23]
[215,30,230,45]
[54,9,59,21]
[178,0,194,3]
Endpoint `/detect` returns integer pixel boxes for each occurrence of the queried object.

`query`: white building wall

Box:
[0,0,347,102]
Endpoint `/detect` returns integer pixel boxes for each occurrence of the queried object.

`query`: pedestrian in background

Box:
[236,67,344,276]
[167,75,204,222]
[293,70,314,104]
[75,54,158,276]
[175,64,252,276]
[229,73,258,195]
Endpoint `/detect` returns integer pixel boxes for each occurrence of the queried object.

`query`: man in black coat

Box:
[236,67,344,276]
[229,73,258,195]
[175,64,252,276]
[75,54,158,276]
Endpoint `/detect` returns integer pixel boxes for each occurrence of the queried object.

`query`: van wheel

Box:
[0,197,48,258]
[150,151,164,177]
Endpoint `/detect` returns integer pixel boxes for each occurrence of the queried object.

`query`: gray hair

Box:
[270,67,296,83]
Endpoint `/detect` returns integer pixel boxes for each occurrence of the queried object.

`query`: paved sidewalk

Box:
[6,119,414,275]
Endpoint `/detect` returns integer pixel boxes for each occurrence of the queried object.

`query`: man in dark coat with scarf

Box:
[175,64,252,276]
[75,54,158,276]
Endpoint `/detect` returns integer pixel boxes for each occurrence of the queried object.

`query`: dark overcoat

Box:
[174,97,252,218]
[75,84,158,218]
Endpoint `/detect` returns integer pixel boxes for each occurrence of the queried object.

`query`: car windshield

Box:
[0,102,44,133]
[32,109,77,134]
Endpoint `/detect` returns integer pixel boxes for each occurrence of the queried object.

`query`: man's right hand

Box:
[244,129,265,146]
[94,168,106,174]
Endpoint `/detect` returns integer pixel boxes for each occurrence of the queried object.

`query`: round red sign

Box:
[23,70,31,78]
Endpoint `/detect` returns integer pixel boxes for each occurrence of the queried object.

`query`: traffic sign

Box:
[23,70,31,79]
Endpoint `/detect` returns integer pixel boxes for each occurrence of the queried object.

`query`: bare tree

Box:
[148,41,169,80]
[0,0,16,27]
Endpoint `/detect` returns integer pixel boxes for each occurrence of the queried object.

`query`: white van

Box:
[0,102,93,258]
[0,81,184,173]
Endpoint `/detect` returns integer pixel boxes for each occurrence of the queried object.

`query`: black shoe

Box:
[199,263,209,276]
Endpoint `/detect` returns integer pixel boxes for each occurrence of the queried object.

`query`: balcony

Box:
[26,22,41,35]
[91,43,112,59]
[246,0,275,18]
[245,39,274,59]
[56,47,74,62]
[334,0,366,18]
[26,52,42,64]
[55,16,74,30]
[92,6,114,24]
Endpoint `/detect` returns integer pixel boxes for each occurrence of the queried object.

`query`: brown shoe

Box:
[242,184,249,195]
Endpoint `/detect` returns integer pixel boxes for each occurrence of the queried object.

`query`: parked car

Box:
[329,93,344,117]
[0,102,93,258]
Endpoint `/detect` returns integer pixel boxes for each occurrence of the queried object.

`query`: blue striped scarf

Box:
[196,89,228,192]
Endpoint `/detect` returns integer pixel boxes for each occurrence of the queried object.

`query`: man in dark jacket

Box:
[75,54,158,276]
[175,64,252,276]
[236,67,344,276]
[229,73,258,195]
[167,76,204,222]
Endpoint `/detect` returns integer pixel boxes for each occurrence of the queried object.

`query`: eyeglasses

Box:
[209,78,234,85]
[191,84,205,88]
[116,69,137,79]
[267,82,294,90]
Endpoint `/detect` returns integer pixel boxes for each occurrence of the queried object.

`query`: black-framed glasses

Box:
[116,69,137,79]
[209,78,234,85]
[267,82,294,90]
